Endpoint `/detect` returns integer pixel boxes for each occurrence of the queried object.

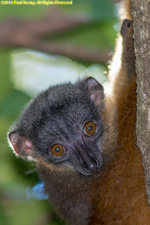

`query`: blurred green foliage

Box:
[0,5,47,20]
[50,21,116,50]
[63,0,115,21]
[0,0,118,225]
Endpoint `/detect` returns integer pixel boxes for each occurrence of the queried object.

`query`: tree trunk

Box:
[131,0,150,204]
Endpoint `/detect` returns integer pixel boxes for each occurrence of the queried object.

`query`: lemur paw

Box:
[121,19,133,37]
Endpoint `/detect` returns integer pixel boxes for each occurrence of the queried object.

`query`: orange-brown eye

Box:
[50,144,65,157]
[84,121,97,136]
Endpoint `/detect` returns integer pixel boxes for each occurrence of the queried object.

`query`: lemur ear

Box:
[86,77,104,105]
[8,131,34,158]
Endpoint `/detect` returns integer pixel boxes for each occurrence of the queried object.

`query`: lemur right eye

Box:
[50,144,65,158]
[84,121,97,136]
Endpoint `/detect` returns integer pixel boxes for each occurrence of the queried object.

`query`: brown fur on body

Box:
[89,87,150,224]
[89,79,150,224]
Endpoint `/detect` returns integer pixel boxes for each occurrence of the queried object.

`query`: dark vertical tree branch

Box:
[131,0,150,204]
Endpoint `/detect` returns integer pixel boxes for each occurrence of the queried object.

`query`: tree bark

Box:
[131,0,150,204]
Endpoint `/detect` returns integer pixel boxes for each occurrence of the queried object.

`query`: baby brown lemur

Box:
[8,0,150,224]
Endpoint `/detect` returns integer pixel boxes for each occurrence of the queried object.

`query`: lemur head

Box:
[8,77,105,176]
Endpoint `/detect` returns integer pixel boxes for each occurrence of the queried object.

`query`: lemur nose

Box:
[84,159,100,173]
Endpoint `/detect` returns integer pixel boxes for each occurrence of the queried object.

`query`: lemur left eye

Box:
[84,121,97,136]
[50,144,65,158]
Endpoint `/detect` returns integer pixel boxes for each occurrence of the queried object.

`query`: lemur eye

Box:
[84,121,97,136]
[50,144,65,157]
